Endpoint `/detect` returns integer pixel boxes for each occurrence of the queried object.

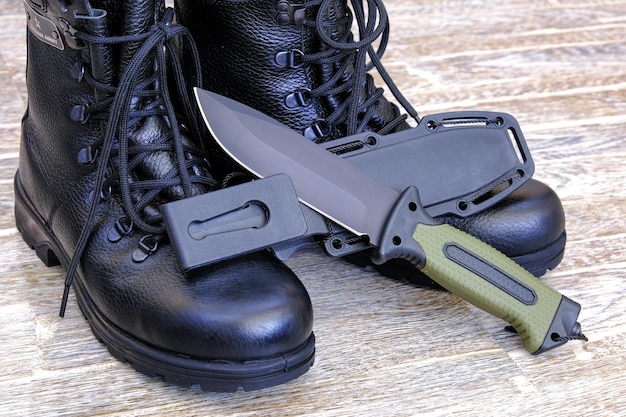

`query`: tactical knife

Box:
[194,88,586,353]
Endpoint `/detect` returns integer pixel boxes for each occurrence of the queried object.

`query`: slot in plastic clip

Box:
[162,174,308,272]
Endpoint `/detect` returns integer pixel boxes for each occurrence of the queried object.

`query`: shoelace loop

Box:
[59,8,214,316]
[301,0,420,140]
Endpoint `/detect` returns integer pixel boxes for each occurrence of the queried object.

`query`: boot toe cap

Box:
[158,252,314,361]
[84,244,313,362]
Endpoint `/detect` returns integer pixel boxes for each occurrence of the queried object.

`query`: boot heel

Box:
[14,175,61,267]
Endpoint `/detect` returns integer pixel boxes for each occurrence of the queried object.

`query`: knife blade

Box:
[194,88,586,353]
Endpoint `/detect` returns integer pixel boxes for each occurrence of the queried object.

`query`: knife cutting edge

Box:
[194,88,587,354]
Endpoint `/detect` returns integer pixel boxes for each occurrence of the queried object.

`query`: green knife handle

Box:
[372,186,583,353]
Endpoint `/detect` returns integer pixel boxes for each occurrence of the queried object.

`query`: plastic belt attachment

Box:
[314,111,535,259]
[162,174,309,272]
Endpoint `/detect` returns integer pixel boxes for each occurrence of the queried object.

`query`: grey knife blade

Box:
[195,88,399,245]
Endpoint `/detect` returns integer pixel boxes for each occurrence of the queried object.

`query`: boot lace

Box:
[60,8,215,316]
[301,0,420,141]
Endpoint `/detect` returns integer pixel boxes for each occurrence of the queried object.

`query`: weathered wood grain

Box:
[1,0,625,415]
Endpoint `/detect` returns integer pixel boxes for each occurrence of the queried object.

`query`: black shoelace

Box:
[60,8,215,316]
[302,0,420,140]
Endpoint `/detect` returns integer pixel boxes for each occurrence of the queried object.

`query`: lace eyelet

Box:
[275,0,305,25]
[285,88,312,108]
[77,145,99,164]
[70,104,90,124]
[275,49,304,68]
[58,18,83,49]
[69,63,85,82]
[132,235,160,263]
[88,185,112,203]
[304,120,331,140]
[107,216,134,243]
[100,186,112,201]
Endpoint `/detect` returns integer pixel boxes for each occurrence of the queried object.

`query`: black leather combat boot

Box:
[16,0,314,391]
[176,0,566,285]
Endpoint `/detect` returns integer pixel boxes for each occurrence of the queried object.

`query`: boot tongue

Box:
[118,0,163,73]
[115,0,211,205]
[84,0,159,85]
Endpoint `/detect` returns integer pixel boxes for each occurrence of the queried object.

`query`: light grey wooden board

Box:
[1,0,625,415]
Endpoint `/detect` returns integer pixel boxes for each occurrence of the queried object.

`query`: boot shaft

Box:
[176,0,409,142]
[21,0,161,162]
[177,0,322,136]
[21,1,111,220]
[20,0,211,251]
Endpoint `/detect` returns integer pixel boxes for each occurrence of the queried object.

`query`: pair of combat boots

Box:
[16,0,566,391]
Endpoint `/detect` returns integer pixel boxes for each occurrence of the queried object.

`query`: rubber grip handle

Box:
[414,222,569,353]
[372,186,582,353]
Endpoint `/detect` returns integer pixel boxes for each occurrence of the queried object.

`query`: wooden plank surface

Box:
[1,0,625,415]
